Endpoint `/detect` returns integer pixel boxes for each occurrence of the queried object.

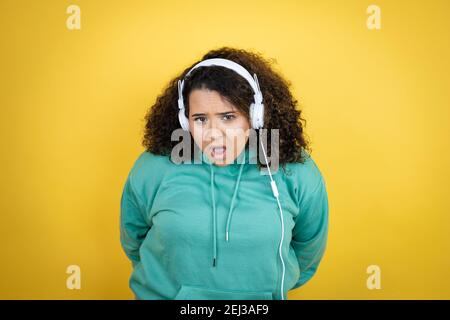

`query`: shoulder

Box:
[127,151,173,193]
[284,150,326,204]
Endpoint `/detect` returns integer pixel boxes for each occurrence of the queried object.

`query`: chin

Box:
[211,157,230,166]
[213,162,227,167]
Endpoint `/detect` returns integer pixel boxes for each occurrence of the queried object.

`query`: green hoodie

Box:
[120,145,329,300]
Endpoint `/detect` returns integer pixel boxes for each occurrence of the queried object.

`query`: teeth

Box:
[212,147,226,155]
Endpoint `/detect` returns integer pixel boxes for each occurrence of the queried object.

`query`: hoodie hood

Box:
[193,143,258,267]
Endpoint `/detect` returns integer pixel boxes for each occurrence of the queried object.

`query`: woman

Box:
[120,47,329,300]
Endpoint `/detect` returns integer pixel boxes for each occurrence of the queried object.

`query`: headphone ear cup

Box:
[257,103,264,128]
[250,103,264,129]
[249,103,255,128]
[178,109,190,131]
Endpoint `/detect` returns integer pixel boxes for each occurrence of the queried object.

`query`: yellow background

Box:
[1,0,449,299]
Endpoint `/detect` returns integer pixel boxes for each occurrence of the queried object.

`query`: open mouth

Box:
[210,146,226,158]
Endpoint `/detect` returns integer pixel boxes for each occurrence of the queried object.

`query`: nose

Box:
[203,119,225,142]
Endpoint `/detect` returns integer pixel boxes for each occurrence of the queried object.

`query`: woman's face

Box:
[188,88,250,166]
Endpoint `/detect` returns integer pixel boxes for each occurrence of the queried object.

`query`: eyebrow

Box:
[191,111,237,117]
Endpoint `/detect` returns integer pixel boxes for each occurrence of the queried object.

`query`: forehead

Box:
[188,89,236,113]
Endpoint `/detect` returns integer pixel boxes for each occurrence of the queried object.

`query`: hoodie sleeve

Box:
[120,172,151,268]
[291,173,329,290]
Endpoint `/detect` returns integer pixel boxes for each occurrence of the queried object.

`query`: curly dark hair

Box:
[142,47,311,173]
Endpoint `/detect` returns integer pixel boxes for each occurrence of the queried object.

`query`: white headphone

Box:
[177,57,286,300]
[177,58,265,131]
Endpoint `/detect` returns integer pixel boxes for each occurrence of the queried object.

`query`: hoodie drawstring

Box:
[210,166,217,267]
[225,163,245,242]
[210,161,245,267]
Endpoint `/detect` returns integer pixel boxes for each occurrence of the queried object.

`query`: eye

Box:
[222,114,236,121]
[194,116,207,124]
